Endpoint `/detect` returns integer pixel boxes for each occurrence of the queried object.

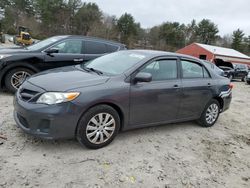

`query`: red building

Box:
[177,43,250,66]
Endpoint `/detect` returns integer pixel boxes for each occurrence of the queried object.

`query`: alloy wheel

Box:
[11,71,31,89]
[86,113,116,144]
[205,103,219,124]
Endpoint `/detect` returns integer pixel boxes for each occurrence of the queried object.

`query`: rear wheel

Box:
[76,105,120,149]
[198,99,220,127]
[4,68,34,93]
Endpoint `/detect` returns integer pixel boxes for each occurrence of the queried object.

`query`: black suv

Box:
[219,63,248,81]
[0,35,126,92]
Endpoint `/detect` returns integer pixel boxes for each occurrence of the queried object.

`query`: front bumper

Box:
[13,94,82,140]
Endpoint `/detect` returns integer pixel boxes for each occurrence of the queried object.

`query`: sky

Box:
[85,0,250,36]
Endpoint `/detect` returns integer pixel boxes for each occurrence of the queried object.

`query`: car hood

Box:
[27,66,110,91]
[0,47,31,54]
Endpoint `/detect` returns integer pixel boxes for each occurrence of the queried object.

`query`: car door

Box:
[178,59,214,119]
[43,39,85,69]
[83,40,108,62]
[129,58,182,126]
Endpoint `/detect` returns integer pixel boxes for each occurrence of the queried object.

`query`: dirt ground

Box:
[0,81,250,188]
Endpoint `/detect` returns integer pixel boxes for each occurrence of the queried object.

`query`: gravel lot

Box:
[0,81,250,188]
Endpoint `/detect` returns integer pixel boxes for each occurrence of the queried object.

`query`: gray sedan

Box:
[14,50,232,149]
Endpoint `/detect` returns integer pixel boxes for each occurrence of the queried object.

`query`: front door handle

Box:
[207,83,212,87]
[74,58,83,62]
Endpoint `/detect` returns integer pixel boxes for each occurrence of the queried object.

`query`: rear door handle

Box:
[207,83,212,87]
[74,58,83,62]
[173,84,180,89]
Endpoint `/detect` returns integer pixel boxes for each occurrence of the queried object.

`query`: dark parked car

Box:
[219,63,248,81]
[219,66,235,80]
[246,72,250,84]
[233,64,249,81]
[203,60,224,76]
[0,35,126,93]
[14,50,232,149]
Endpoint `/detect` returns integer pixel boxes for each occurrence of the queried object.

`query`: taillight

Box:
[229,83,234,89]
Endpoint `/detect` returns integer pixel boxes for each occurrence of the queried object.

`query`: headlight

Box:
[0,55,11,60]
[37,92,80,105]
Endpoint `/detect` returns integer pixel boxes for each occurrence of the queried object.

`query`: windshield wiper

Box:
[83,67,103,75]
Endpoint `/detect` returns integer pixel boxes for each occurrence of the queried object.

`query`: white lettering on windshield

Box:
[129,54,145,59]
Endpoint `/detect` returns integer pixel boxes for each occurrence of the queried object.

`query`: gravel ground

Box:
[0,81,250,188]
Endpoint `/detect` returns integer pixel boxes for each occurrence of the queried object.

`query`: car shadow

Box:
[16,120,199,151]
[0,91,13,96]
[231,79,243,83]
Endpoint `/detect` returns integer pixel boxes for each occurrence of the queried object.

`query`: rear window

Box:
[106,44,119,52]
[181,60,210,78]
[84,41,107,54]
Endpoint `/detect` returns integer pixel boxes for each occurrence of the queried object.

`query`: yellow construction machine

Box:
[13,26,33,46]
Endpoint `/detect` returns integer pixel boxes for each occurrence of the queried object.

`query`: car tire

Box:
[76,105,120,149]
[228,74,233,81]
[242,76,246,82]
[1,34,5,43]
[4,68,34,93]
[198,99,220,127]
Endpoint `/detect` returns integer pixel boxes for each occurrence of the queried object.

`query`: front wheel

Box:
[76,105,120,149]
[241,76,246,82]
[198,99,220,127]
[228,74,233,81]
[4,68,34,93]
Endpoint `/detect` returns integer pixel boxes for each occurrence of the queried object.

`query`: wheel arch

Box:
[75,102,125,136]
[0,63,39,89]
[213,96,224,111]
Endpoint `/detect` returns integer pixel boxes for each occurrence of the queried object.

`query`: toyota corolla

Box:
[13,50,232,149]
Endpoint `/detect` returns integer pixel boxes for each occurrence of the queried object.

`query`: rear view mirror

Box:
[134,72,152,83]
[45,48,59,54]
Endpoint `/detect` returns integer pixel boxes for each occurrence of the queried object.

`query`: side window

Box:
[140,59,177,81]
[52,40,82,54]
[85,41,107,54]
[203,68,210,78]
[181,60,204,78]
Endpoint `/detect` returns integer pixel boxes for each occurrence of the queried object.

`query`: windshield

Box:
[82,51,147,75]
[27,36,67,51]
[234,64,247,70]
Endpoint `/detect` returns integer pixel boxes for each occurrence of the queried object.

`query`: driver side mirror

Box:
[45,48,59,54]
[134,72,152,83]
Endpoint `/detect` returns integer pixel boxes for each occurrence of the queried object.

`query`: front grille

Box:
[19,89,39,102]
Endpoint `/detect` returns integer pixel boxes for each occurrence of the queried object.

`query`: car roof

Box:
[58,35,125,47]
[126,49,202,61]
